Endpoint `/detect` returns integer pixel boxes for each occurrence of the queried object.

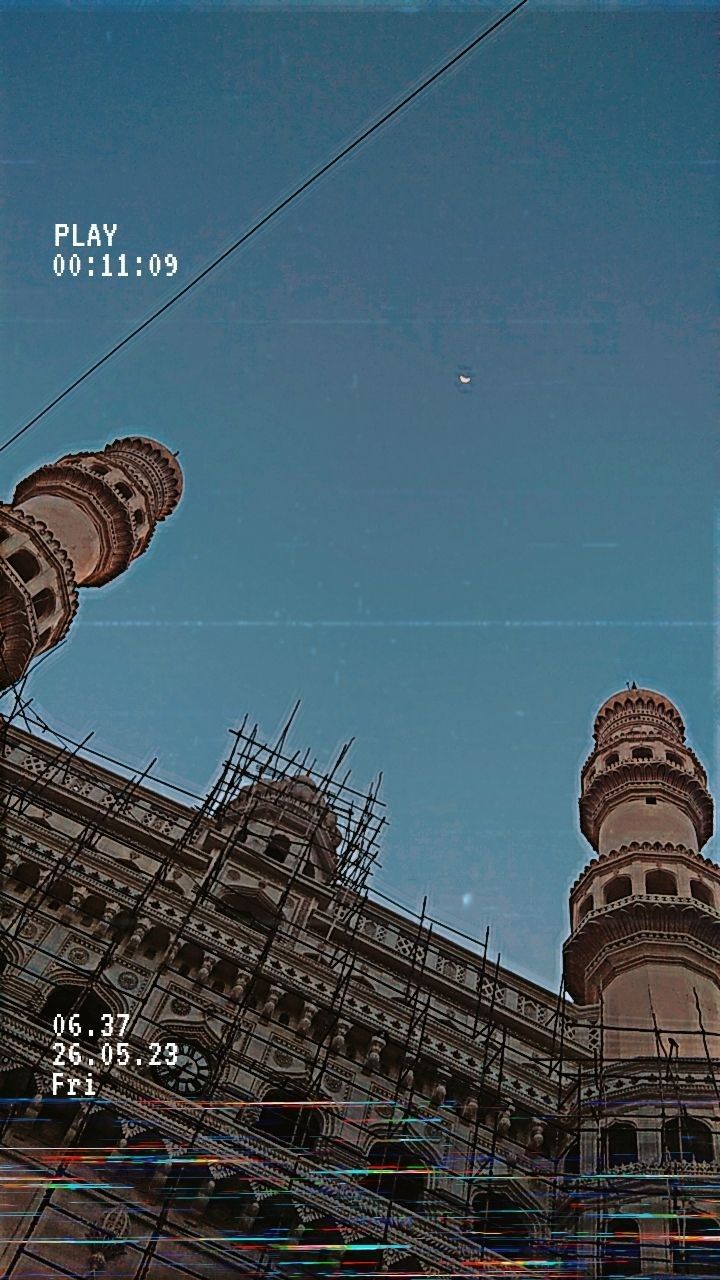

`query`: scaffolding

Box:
[1,697,720,1279]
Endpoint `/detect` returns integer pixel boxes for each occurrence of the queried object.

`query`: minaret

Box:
[0,436,183,690]
[563,687,720,1058]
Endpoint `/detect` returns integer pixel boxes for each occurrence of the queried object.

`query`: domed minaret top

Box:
[592,684,686,749]
[0,435,183,690]
[579,686,712,854]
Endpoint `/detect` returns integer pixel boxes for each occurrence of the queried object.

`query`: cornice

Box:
[579,760,713,849]
[569,841,720,900]
[563,896,720,1000]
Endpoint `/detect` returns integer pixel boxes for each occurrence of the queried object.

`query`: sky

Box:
[0,3,716,993]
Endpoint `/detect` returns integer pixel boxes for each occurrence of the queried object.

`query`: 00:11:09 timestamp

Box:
[53,253,178,278]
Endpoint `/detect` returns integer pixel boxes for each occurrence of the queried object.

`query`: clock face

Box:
[153,1041,211,1097]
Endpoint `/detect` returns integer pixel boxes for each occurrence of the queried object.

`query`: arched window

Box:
[604,1122,638,1169]
[140,925,171,960]
[578,895,594,921]
[605,753,619,768]
[133,508,145,527]
[39,985,113,1042]
[471,1189,534,1259]
[562,1138,580,1176]
[36,1078,82,1138]
[295,1217,346,1277]
[174,942,204,977]
[14,860,39,888]
[75,1106,123,1160]
[664,1116,714,1164]
[7,549,40,583]
[601,1217,641,1277]
[79,893,106,920]
[363,1139,427,1210]
[217,892,276,932]
[32,588,55,622]
[114,481,133,500]
[690,880,714,907]
[209,959,237,994]
[631,746,653,760]
[109,907,136,940]
[604,876,632,905]
[45,877,73,908]
[205,1174,256,1229]
[254,1193,300,1243]
[121,1128,168,1186]
[265,834,291,863]
[254,1089,322,1151]
[0,1066,36,1119]
[671,1214,720,1276]
[341,1239,385,1274]
[387,1255,426,1274]
[666,751,683,767]
[646,869,677,896]
[163,1157,207,1208]
[89,462,108,476]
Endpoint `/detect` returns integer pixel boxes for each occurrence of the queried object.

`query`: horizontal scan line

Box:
[82,619,715,630]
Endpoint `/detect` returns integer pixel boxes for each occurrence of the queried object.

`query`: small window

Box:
[601,1217,641,1277]
[645,796,657,805]
[133,509,145,527]
[89,462,108,476]
[115,481,132,500]
[32,588,55,622]
[604,1122,638,1169]
[666,751,683,767]
[8,549,40,583]
[646,869,677,896]
[604,875,632,905]
[605,753,619,768]
[266,834,290,863]
[664,1116,713,1164]
[218,892,276,932]
[578,895,594,921]
[632,746,653,760]
[690,880,714,908]
[46,878,73,907]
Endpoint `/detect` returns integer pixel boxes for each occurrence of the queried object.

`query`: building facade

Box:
[0,684,719,1279]
[0,432,718,1278]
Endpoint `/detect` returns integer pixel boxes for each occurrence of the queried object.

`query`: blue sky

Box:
[1,5,716,991]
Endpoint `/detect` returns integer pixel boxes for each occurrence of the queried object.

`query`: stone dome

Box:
[593,687,685,748]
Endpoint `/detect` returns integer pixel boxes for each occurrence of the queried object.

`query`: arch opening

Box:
[471,1189,534,1260]
[671,1214,720,1276]
[664,1116,714,1164]
[690,880,714,907]
[646,869,677,896]
[7,549,40,583]
[363,1139,428,1211]
[604,1122,638,1169]
[39,985,114,1043]
[604,876,632,905]
[254,1089,322,1151]
[601,1216,641,1277]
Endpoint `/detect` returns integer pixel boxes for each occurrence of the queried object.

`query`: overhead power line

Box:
[1,0,528,457]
